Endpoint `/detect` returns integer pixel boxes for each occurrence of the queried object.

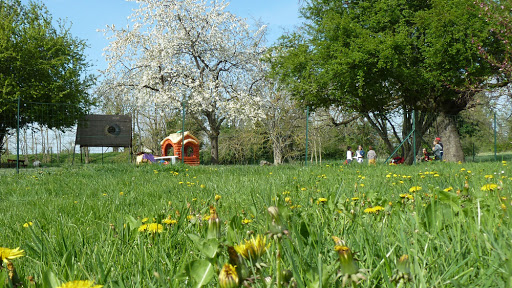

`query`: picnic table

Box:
[7,159,27,168]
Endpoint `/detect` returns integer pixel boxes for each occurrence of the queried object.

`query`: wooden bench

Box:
[7,159,27,168]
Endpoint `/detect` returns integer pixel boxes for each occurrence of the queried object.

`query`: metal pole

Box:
[181,101,185,164]
[412,110,416,165]
[16,96,20,174]
[305,106,309,166]
[472,142,475,162]
[494,112,497,161]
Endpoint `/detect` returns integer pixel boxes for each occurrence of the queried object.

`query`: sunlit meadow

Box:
[1,160,511,287]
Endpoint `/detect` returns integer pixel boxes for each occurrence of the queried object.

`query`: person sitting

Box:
[391,156,404,164]
[136,152,156,164]
[422,148,430,162]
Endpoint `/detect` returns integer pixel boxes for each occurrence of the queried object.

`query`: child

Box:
[432,139,442,161]
[355,145,364,163]
[346,146,353,164]
[422,148,430,162]
[367,146,376,165]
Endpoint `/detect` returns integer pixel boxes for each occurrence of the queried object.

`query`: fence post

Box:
[412,110,416,165]
[494,112,497,161]
[181,100,185,164]
[16,96,20,174]
[305,106,309,167]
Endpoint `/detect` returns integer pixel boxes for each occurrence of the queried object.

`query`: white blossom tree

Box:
[100,0,267,163]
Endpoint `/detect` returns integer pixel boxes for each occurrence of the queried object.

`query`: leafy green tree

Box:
[271,0,504,163]
[0,0,94,152]
[474,0,512,82]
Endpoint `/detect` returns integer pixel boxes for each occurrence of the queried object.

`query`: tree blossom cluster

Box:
[100,0,268,125]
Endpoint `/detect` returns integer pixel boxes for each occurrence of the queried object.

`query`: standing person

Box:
[432,139,443,161]
[355,145,364,163]
[436,137,444,158]
[367,146,376,165]
[346,146,353,164]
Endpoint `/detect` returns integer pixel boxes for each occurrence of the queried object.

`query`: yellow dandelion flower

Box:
[443,187,453,192]
[57,280,103,288]
[481,184,498,191]
[351,197,359,201]
[200,184,205,188]
[409,186,422,193]
[138,224,148,232]
[501,203,507,210]
[219,264,239,288]
[162,219,177,225]
[285,197,291,203]
[142,217,149,223]
[460,168,466,171]
[485,175,494,179]
[215,194,221,201]
[119,192,124,196]
[203,215,211,221]
[301,187,307,191]
[317,198,328,204]
[241,219,252,224]
[334,245,359,275]
[364,206,384,214]
[23,222,33,228]
[147,223,163,233]
[360,183,365,187]
[234,235,270,260]
[0,247,25,262]
[386,174,391,178]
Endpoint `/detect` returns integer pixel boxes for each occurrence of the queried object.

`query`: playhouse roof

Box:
[160,131,199,145]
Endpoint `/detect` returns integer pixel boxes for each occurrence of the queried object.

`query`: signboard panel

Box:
[76,115,132,147]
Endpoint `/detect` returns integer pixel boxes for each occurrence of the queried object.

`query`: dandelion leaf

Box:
[187,234,218,259]
[422,201,454,232]
[184,259,215,287]
[42,270,60,288]
[198,238,219,259]
[437,190,461,212]
[124,215,140,231]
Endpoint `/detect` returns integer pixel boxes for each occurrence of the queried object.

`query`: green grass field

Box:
[1,160,511,287]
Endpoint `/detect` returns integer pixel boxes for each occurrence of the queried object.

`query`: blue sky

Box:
[29,0,302,73]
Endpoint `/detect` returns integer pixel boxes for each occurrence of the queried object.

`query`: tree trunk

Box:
[209,132,219,164]
[438,113,465,162]
[273,137,283,165]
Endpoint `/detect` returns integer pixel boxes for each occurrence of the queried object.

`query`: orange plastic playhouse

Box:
[160,131,200,165]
